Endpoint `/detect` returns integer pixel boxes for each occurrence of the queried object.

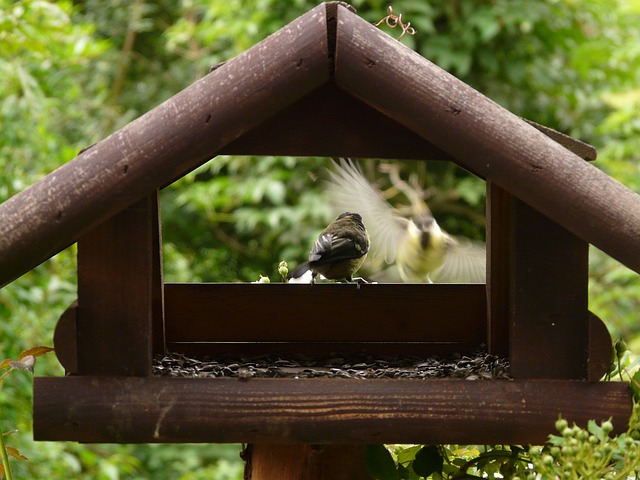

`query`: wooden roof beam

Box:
[0,4,332,288]
[334,5,640,273]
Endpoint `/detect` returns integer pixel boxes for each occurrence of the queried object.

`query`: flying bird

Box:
[325,158,485,283]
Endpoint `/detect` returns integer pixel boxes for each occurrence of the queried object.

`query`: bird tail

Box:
[288,261,310,280]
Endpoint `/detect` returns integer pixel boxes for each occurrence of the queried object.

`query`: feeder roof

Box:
[0,2,639,287]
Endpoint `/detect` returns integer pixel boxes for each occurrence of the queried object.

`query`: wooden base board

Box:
[34,376,631,445]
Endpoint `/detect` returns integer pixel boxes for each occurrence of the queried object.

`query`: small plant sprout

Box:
[278,260,289,282]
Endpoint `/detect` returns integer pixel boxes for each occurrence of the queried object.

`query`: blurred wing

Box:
[431,237,486,283]
[370,265,404,283]
[325,158,407,263]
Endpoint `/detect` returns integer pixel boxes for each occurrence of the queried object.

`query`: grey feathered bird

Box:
[289,211,370,283]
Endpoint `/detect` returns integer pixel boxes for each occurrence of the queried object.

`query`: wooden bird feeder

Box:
[0,2,638,477]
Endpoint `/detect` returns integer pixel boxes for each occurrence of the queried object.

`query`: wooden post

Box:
[488,184,606,377]
[247,444,373,480]
[486,182,510,355]
[509,197,589,379]
[76,193,161,376]
[151,191,166,356]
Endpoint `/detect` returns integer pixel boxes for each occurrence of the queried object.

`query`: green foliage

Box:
[368,444,531,479]
[529,407,640,480]
[589,248,640,344]
[0,347,55,479]
[366,405,640,479]
[1,0,640,478]
[0,0,111,202]
[161,155,333,282]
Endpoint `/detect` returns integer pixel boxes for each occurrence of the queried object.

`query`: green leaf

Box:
[396,445,422,466]
[547,434,566,446]
[412,445,443,477]
[397,463,420,480]
[365,445,398,480]
[631,370,640,402]
[588,420,605,442]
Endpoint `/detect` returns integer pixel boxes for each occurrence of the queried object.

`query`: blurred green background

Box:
[1,0,639,477]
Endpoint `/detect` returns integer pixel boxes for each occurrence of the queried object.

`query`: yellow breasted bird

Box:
[325,158,485,283]
[289,212,370,283]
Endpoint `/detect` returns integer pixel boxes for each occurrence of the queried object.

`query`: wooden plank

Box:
[57,310,609,371]
[163,283,486,343]
[486,182,510,355]
[76,195,156,376]
[521,118,596,161]
[150,191,166,356]
[220,83,452,160]
[33,376,632,444]
[509,198,589,379]
[334,5,640,274]
[0,4,331,288]
[165,341,481,358]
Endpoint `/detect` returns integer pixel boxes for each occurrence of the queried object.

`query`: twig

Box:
[379,163,431,215]
[0,418,13,480]
[109,0,146,106]
[373,6,416,39]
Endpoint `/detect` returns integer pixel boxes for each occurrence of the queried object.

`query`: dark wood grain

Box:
[0,4,330,288]
[509,198,589,379]
[220,83,452,160]
[164,341,482,357]
[33,376,632,444]
[248,444,373,480]
[486,182,510,355]
[334,5,640,274]
[76,196,156,376]
[150,191,166,356]
[521,118,596,161]
[163,283,486,343]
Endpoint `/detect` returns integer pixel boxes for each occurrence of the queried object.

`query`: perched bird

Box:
[325,158,486,283]
[289,212,370,283]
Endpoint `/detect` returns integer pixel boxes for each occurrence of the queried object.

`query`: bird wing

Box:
[310,232,366,264]
[431,237,486,283]
[325,158,407,264]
